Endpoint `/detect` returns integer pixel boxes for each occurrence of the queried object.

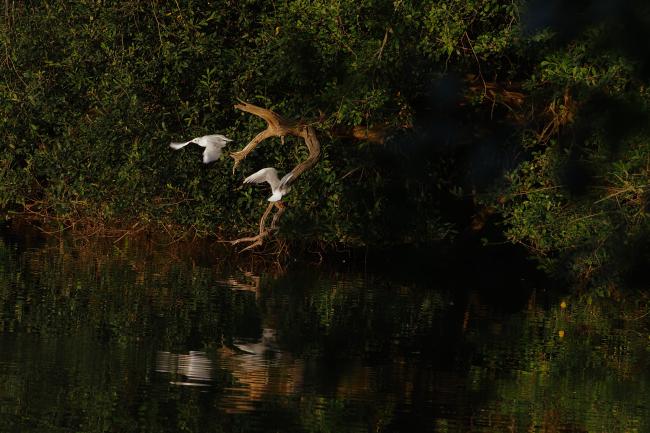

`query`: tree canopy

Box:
[2,1,650,286]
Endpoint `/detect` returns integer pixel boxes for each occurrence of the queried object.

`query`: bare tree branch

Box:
[229,102,321,250]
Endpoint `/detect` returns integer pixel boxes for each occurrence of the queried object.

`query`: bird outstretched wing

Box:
[203,143,224,163]
[243,168,280,187]
[201,135,232,163]
[203,134,233,144]
[277,172,293,189]
[170,134,232,163]
[202,148,220,163]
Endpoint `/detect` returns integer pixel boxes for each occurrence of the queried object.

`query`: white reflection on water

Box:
[218,328,304,413]
[233,328,278,355]
[220,271,260,297]
[156,351,213,387]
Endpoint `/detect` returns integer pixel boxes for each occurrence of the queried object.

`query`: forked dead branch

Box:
[229,102,321,251]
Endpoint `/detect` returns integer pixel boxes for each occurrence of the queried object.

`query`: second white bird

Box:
[170,134,232,163]
[244,167,293,202]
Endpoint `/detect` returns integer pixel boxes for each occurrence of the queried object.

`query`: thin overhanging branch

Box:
[229,101,321,250]
[229,128,275,173]
[230,102,294,170]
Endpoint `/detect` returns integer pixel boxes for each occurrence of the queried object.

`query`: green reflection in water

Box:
[1,230,650,432]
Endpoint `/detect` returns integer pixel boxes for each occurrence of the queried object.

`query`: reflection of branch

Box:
[229,102,321,250]
[218,328,304,412]
[220,271,261,296]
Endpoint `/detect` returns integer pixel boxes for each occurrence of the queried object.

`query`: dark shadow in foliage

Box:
[264,28,342,103]
[395,76,526,235]
[644,188,650,214]
[465,126,521,193]
[287,76,470,246]
[522,0,596,42]
[556,91,650,197]
[557,154,594,198]
[614,229,650,291]
[414,75,524,193]
[523,0,650,79]
[577,92,650,155]
[411,75,465,155]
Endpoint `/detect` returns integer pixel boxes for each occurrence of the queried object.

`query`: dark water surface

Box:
[1,227,650,432]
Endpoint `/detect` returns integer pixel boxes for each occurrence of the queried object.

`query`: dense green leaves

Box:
[494,1,650,285]
[3,0,482,244]
[2,1,650,285]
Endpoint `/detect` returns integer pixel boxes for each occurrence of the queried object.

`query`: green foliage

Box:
[0,0,519,246]
[500,132,650,284]
[491,2,650,285]
[3,1,650,284]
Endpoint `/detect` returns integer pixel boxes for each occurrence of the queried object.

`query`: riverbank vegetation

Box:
[2,1,650,286]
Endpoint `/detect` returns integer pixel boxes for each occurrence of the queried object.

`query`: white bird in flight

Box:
[169,134,232,163]
[244,167,293,202]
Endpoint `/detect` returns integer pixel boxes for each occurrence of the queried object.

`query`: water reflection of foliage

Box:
[3,234,650,432]
[0,235,234,346]
[463,291,650,433]
[0,234,443,432]
[0,235,234,432]
[257,272,450,360]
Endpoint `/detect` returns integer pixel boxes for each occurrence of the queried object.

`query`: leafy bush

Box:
[5,0,509,244]
[3,0,650,286]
